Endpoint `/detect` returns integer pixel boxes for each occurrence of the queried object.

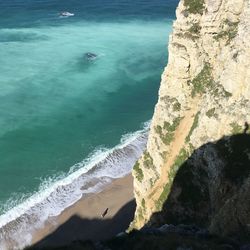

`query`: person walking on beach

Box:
[101,208,109,218]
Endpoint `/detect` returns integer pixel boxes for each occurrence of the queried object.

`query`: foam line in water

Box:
[0,121,150,250]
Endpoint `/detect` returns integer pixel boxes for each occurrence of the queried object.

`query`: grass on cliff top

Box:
[184,0,205,15]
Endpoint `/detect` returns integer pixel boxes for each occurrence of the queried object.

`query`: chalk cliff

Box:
[132,0,250,240]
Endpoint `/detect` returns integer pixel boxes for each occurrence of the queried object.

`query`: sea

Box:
[0,0,178,248]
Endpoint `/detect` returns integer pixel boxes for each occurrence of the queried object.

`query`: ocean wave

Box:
[0,121,149,250]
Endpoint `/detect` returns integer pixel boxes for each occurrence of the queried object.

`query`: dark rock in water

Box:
[84,52,98,61]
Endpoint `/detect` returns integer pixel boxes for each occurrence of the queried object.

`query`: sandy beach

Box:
[30,174,135,248]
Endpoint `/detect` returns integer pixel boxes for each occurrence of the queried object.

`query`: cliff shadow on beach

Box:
[28,199,136,249]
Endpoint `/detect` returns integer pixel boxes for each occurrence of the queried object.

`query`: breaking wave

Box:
[0,121,150,250]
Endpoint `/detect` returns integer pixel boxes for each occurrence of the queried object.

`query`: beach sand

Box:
[30,174,135,248]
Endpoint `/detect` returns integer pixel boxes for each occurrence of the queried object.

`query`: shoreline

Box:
[30,174,135,248]
[0,126,147,250]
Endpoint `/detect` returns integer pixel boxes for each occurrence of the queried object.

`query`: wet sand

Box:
[30,174,135,248]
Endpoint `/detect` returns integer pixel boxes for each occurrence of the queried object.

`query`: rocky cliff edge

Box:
[131,0,250,241]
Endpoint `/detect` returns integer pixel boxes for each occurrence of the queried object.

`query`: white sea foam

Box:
[0,121,150,250]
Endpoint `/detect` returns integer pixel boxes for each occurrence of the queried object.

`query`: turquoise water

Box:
[0,0,178,233]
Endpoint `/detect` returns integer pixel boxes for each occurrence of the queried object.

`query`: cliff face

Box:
[132,0,250,239]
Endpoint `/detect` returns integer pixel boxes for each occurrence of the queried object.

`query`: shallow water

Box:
[0,0,178,246]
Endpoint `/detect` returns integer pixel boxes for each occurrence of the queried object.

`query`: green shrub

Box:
[156,182,171,211]
[189,143,195,152]
[164,117,182,132]
[156,117,183,146]
[186,112,200,142]
[230,122,242,134]
[142,198,146,211]
[184,0,205,15]
[188,23,201,34]
[143,151,154,169]
[171,148,189,174]
[134,161,144,182]
[149,178,154,188]
[176,32,199,41]
[190,63,232,99]
[156,148,190,210]
[160,151,168,162]
[161,133,175,145]
[155,125,162,135]
[173,100,181,111]
[137,207,144,221]
[191,63,213,97]
[206,108,216,118]
[214,20,239,44]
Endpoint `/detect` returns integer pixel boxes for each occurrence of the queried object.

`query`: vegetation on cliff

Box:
[183,0,205,15]
[214,19,240,44]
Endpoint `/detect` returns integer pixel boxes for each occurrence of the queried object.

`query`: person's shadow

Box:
[244,122,249,133]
